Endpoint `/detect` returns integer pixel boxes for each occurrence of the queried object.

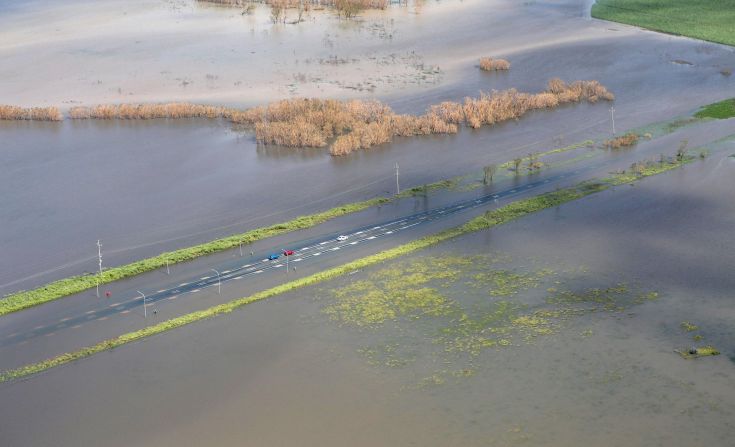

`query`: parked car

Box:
[337,235,349,241]
[282,249,295,256]
[267,253,280,260]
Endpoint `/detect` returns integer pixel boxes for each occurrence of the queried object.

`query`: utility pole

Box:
[211,268,221,294]
[239,241,243,257]
[165,258,170,275]
[286,251,289,274]
[96,240,103,298]
[395,162,400,195]
[138,290,146,318]
[610,106,616,136]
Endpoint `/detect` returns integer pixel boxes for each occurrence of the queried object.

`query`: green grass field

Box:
[592,0,735,47]
[695,98,735,119]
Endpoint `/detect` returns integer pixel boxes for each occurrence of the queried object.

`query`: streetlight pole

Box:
[138,290,146,318]
[395,162,400,195]
[211,268,221,294]
[610,106,616,136]
[96,240,103,298]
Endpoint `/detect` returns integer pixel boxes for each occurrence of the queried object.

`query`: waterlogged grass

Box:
[592,0,735,47]
[0,155,693,382]
[677,346,721,359]
[0,197,389,317]
[325,254,658,371]
[694,98,735,120]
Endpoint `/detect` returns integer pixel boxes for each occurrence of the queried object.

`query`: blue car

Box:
[267,253,280,260]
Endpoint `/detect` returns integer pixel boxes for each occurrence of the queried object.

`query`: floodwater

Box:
[1,140,732,447]
[1,0,733,292]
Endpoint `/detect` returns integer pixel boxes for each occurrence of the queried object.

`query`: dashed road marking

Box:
[45,332,55,337]
[71,325,82,329]
[313,252,321,256]
[331,247,340,251]
[109,302,122,308]
[59,318,70,323]
[254,270,263,274]
[98,316,108,321]
[355,231,364,235]
[350,241,358,245]
[157,289,166,293]
[385,231,393,235]
[274,264,283,268]
[180,282,190,286]
[191,289,200,293]
[293,258,303,262]
[33,325,44,330]
[84,310,95,315]
[167,296,178,300]
[233,276,243,280]
[367,236,376,240]
[120,310,130,314]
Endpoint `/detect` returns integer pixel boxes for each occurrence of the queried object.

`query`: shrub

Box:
[603,133,639,149]
[68,103,232,120]
[0,105,63,121]
[479,57,511,71]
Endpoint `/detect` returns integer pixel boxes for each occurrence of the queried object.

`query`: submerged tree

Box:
[483,164,497,184]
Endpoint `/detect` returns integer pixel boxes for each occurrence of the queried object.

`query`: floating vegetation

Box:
[681,321,699,332]
[677,346,720,359]
[324,255,659,385]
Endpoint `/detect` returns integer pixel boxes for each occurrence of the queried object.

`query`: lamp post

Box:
[211,268,221,294]
[138,290,146,318]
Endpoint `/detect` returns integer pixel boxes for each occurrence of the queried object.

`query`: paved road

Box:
[1,166,590,347]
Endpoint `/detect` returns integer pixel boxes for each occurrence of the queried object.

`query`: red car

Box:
[282,249,295,256]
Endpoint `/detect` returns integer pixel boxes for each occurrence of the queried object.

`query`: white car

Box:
[336,235,349,242]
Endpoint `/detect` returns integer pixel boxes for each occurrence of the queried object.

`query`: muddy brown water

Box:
[0,143,732,447]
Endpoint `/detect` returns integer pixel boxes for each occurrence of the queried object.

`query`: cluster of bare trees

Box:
[198,0,389,22]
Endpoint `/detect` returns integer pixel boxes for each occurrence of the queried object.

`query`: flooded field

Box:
[1,0,733,293]
[1,145,732,446]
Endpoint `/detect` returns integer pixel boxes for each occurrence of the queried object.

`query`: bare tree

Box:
[483,164,497,184]
[676,139,689,162]
[512,157,522,174]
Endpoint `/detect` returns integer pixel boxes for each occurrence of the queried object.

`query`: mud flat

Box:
[1,143,733,445]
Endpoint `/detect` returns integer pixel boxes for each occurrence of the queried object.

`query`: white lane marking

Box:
[180,282,190,286]
[367,236,376,240]
[457,205,464,209]
[313,252,321,256]
[320,241,328,245]
[385,231,393,235]
[254,270,263,274]
[120,310,130,314]
[372,226,381,230]
[331,247,340,251]
[475,200,482,204]
[84,310,95,315]
[274,264,283,268]
[157,289,166,293]
[293,258,303,262]
[45,332,56,337]
[167,295,178,300]
[59,318,70,323]
[243,264,251,268]
[233,276,243,280]
[221,270,231,274]
[33,325,44,330]
[493,195,499,198]
[109,302,122,308]
[97,316,108,321]
[191,289,200,293]
[526,185,533,188]
[510,189,517,193]
[438,210,445,214]
[350,241,358,245]
[71,325,82,329]
[355,231,364,235]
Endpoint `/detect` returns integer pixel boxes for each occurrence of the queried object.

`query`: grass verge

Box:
[591,0,735,47]
[0,155,695,383]
[0,197,389,317]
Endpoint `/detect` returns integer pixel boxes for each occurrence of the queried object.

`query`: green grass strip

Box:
[592,0,735,47]
[0,156,694,383]
[694,98,735,120]
[0,197,389,317]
